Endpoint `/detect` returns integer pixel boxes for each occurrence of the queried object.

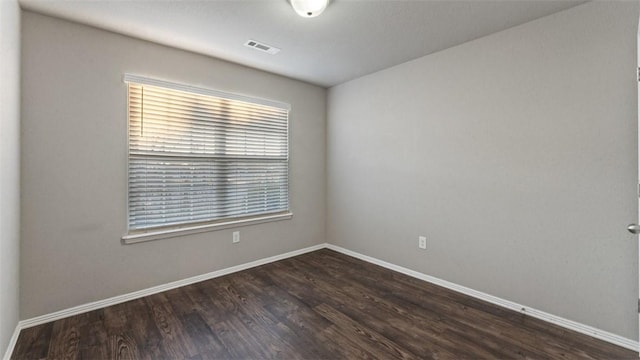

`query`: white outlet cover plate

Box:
[418,236,427,249]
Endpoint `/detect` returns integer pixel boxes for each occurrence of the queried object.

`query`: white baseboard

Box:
[2,324,21,360]
[18,243,326,330]
[10,242,638,356]
[325,244,639,352]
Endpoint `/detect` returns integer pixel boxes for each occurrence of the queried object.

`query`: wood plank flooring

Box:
[11,249,637,359]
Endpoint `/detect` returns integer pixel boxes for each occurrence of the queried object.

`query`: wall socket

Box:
[418,236,427,249]
[232,231,240,244]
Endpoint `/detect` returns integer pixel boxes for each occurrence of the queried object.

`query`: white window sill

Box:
[122,212,293,245]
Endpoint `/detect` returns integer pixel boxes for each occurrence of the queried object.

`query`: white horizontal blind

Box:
[126,77,289,231]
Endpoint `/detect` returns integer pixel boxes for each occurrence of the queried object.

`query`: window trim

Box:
[122,211,293,244]
[121,74,292,244]
[122,74,291,111]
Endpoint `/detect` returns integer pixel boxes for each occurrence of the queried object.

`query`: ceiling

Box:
[19,0,585,88]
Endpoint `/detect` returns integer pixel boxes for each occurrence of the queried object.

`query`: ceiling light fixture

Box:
[290,0,328,18]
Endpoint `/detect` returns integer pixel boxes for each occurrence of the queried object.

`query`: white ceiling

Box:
[19,0,585,88]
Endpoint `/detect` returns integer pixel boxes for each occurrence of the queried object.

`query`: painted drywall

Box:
[0,0,21,356]
[327,1,639,340]
[20,12,326,319]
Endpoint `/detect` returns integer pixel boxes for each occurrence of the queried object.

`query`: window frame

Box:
[121,74,293,244]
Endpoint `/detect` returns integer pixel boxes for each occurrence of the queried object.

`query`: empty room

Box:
[2,0,640,358]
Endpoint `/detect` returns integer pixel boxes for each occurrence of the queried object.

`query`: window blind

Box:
[126,75,290,232]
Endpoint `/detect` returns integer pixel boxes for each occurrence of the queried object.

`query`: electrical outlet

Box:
[233,231,240,244]
[418,236,427,249]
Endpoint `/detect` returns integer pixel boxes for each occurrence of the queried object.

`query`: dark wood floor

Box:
[11,249,637,359]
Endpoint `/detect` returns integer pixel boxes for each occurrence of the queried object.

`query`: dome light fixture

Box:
[290,0,328,18]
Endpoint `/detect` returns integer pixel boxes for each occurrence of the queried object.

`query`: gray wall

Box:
[20,12,326,319]
[327,1,639,340]
[0,0,21,355]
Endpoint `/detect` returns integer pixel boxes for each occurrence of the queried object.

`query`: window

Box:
[124,75,291,240]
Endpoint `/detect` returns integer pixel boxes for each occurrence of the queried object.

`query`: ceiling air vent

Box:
[244,40,280,55]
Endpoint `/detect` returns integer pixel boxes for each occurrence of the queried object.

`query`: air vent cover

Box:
[244,40,280,55]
